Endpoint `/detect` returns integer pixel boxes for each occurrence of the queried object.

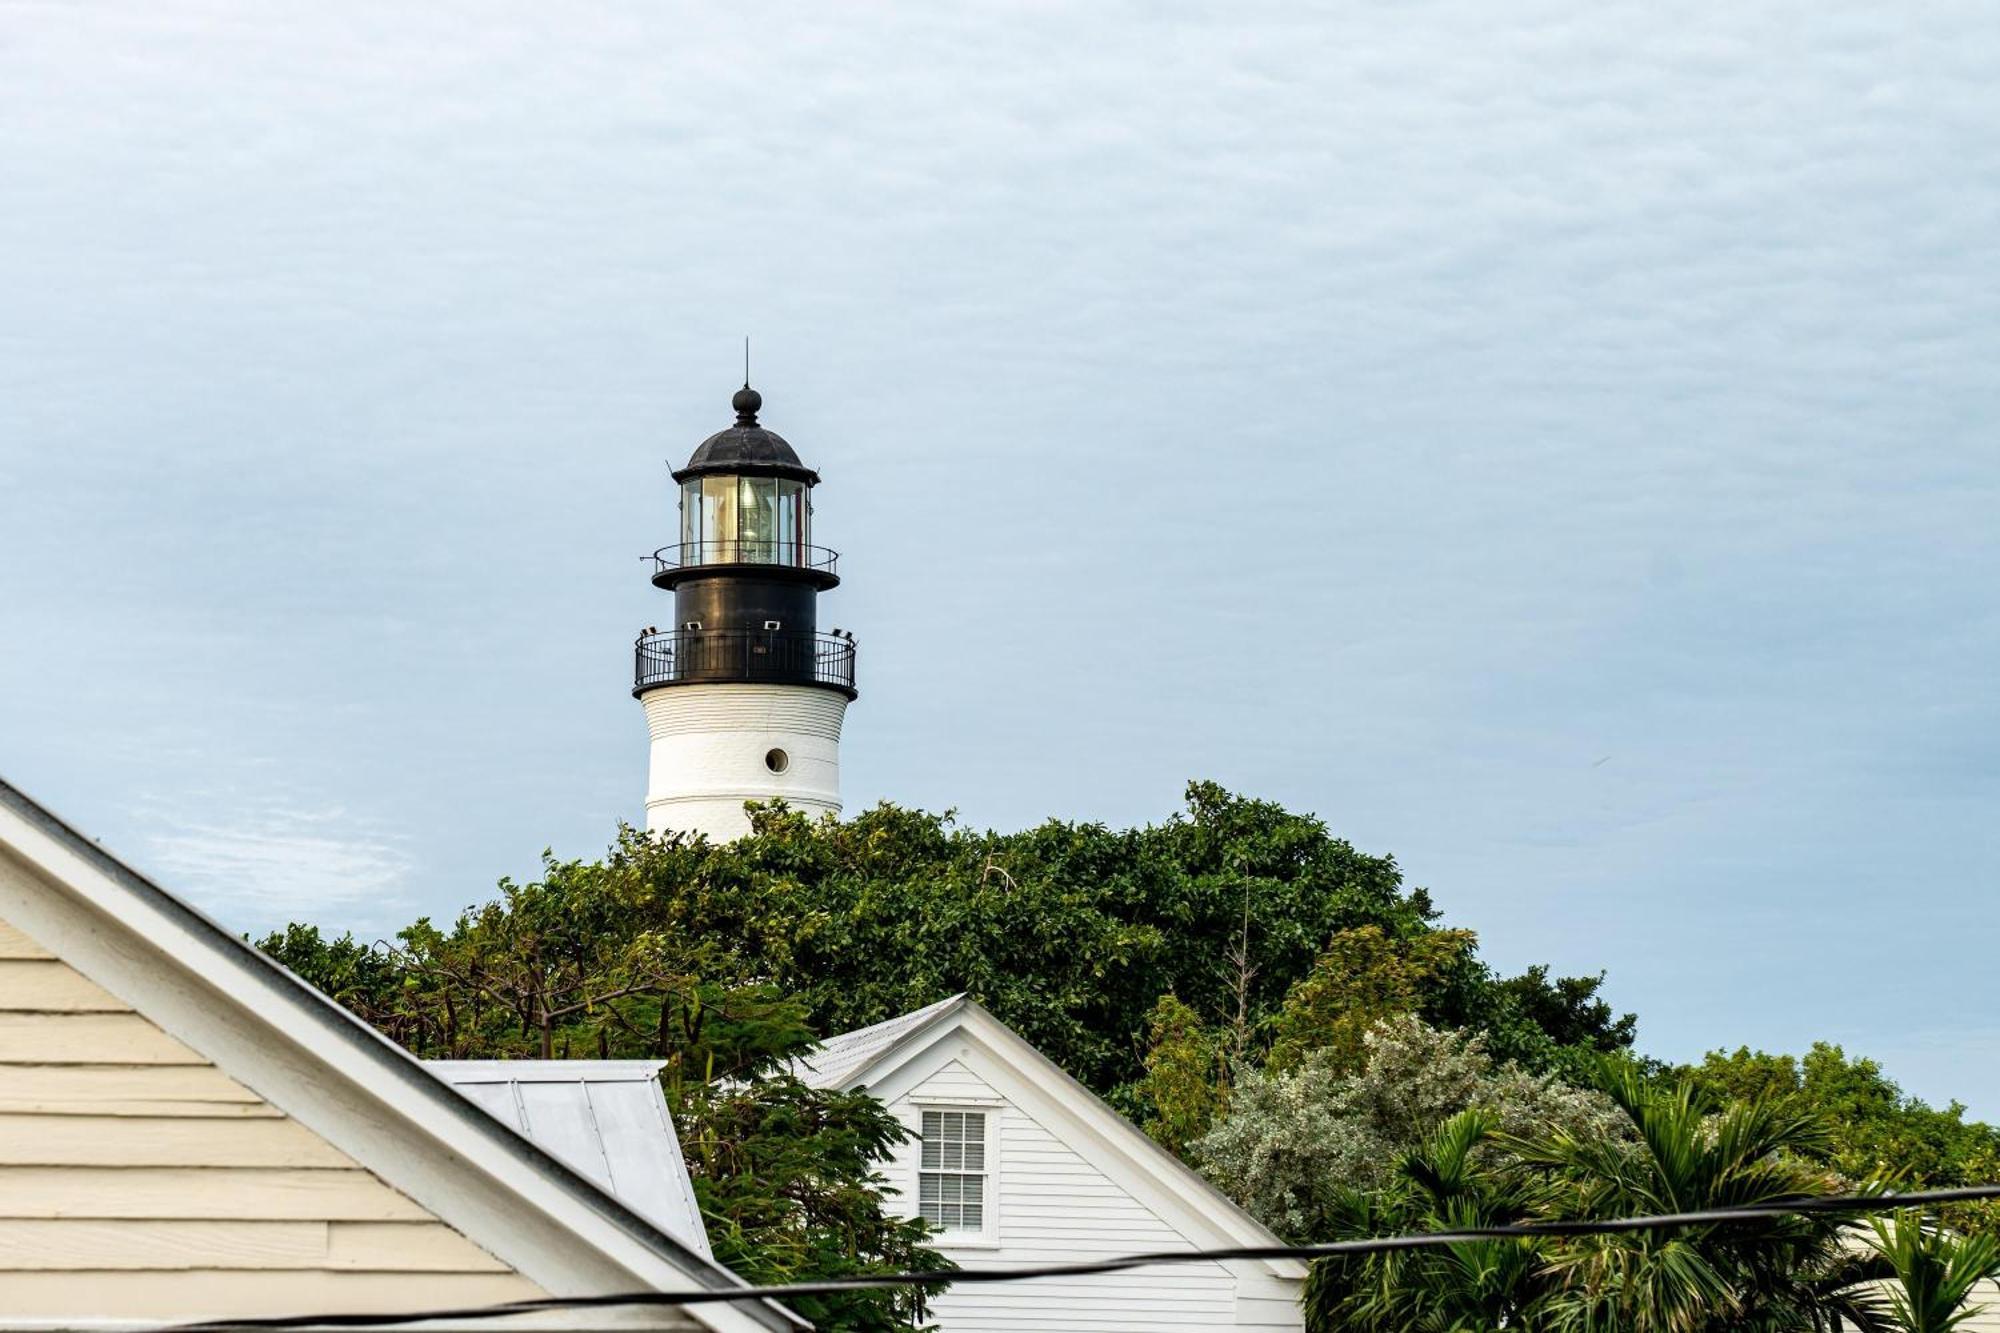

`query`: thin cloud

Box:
[138,797,414,936]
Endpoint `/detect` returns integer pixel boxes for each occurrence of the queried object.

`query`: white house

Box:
[799,996,1306,1332]
[0,775,799,1332]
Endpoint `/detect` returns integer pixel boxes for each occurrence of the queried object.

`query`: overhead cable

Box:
[163,1182,2000,1331]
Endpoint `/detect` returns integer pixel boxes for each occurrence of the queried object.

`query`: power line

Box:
[163,1183,2000,1331]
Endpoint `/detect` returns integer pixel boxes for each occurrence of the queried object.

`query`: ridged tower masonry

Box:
[632,384,858,841]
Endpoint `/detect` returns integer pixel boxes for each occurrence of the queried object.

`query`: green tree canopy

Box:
[1197,1015,1624,1243]
[692,783,1634,1102]
[1684,1044,2000,1236]
[259,782,1637,1326]
[1304,1063,1934,1333]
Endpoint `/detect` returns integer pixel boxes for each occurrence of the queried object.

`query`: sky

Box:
[3,1,1998,1112]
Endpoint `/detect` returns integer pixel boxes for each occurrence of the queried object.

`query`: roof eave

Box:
[670,460,821,486]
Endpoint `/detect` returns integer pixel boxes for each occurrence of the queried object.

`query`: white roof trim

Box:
[806,997,1308,1282]
[0,777,801,1333]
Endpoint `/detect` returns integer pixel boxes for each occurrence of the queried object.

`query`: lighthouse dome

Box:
[673,386,820,484]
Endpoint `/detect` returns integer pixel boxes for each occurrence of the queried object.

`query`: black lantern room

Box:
[633,386,858,698]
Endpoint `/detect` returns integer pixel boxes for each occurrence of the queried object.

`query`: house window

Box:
[918,1109,988,1234]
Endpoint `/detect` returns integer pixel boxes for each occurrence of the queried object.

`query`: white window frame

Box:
[913,1102,1000,1247]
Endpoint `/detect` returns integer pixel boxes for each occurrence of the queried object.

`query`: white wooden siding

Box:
[0,910,542,1320]
[1966,1282,2000,1331]
[1848,1277,2000,1331]
[884,1059,1298,1331]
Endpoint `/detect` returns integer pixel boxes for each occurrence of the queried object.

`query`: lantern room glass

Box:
[680,477,811,566]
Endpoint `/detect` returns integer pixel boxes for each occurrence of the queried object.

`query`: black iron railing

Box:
[650,541,840,578]
[633,628,857,696]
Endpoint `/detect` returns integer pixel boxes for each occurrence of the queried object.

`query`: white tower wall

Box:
[642,684,848,842]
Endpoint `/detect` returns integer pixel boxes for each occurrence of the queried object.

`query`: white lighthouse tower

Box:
[633,384,857,841]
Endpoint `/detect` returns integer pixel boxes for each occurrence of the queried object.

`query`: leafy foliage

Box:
[729,782,1433,1098]
[378,783,1622,1101]
[1135,994,1229,1157]
[683,1068,945,1333]
[1265,925,1477,1073]
[1685,1045,2000,1237]
[1511,1062,1888,1333]
[1302,1060,1959,1333]
[1302,1108,1552,1331]
[254,783,1640,1328]
[1497,964,1640,1053]
[1198,1015,1625,1242]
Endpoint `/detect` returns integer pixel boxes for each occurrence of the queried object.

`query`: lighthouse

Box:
[633,384,857,841]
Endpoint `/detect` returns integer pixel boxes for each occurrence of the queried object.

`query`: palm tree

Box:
[1303,1064,1997,1333]
[1867,1212,2000,1333]
[1512,1062,1891,1333]
[1306,1109,1553,1331]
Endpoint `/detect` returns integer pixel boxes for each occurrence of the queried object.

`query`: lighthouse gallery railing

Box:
[633,628,857,695]
[650,541,840,577]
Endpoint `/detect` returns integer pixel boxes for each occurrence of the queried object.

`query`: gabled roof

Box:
[0,776,802,1332]
[429,1060,710,1258]
[801,995,1307,1282]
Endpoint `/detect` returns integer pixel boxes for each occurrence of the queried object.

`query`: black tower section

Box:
[633,386,857,699]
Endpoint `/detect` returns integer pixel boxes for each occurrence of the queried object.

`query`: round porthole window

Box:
[764,748,790,774]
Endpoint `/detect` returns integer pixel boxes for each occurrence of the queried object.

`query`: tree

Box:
[1302,1065,1998,1333]
[1304,1109,1552,1332]
[695,785,1629,1102]
[1134,993,1229,1157]
[727,784,1435,1099]
[666,990,948,1332]
[1512,1062,1889,1333]
[1196,1015,1622,1242]
[1495,964,1638,1053]
[1685,1045,2000,1237]
[1266,925,1476,1073]
[395,881,716,1060]
[260,923,400,1016]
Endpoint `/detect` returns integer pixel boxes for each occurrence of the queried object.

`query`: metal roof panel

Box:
[430,1059,711,1258]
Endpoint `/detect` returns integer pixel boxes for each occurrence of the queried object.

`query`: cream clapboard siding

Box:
[883,1059,1298,1332]
[0,913,543,1319]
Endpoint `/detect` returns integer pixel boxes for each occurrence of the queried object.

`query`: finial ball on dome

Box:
[732,386,762,422]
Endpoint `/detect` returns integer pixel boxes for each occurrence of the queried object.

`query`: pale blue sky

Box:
[4,2,1998,1111]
